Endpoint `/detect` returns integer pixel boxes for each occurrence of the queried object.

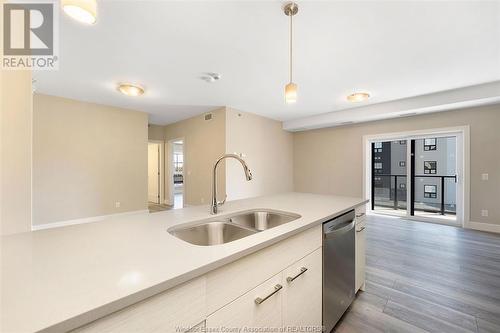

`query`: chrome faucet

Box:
[211,154,252,214]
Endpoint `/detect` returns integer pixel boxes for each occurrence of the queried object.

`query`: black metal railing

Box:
[372,174,457,215]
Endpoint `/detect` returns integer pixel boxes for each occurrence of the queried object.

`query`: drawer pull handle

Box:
[286,267,308,283]
[254,284,282,305]
[356,226,366,233]
[356,213,366,218]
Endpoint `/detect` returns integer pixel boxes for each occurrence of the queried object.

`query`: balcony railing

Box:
[372,174,457,215]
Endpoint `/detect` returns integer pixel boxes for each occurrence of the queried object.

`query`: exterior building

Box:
[373,137,456,214]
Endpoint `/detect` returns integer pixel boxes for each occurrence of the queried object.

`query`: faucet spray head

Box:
[245,167,253,181]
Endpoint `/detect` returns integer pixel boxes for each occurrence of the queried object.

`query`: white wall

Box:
[225,108,294,200]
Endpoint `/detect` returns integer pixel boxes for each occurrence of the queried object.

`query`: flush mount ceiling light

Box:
[118,83,145,97]
[62,0,97,25]
[283,2,299,104]
[347,92,371,102]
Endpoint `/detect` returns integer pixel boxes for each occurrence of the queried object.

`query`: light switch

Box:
[482,173,489,181]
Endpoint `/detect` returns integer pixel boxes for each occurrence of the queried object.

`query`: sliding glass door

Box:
[371,140,407,216]
[371,135,458,223]
[410,137,457,220]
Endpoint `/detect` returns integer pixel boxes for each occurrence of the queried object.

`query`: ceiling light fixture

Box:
[118,83,145,97]
[202,72,222,83]
[347,92,371,102]
[283,2,299,104]
[62,0,97,25]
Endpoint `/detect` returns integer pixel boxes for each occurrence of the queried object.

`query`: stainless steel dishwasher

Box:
[323,209,356,332]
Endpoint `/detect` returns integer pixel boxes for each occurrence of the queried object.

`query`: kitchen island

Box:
[1,192,367,332]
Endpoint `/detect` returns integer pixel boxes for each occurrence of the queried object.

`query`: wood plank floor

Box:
[334,215,500,333]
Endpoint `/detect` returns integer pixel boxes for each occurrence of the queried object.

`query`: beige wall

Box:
[164,108,226,206]
[148,124,166,141]
[0,70,33,235]
[225,108,294,200]
[293,105,500,225]
[33,94,148,226]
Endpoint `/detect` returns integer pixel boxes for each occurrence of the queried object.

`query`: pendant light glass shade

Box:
[285,82,297,104]
[62,0,97,24]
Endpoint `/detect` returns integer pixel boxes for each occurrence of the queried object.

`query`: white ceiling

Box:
[34,1,500,126]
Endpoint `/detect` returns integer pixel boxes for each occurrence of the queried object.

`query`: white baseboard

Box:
[31,210,149,231]
[465,221,500,234]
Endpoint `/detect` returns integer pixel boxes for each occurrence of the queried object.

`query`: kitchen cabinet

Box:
[205,224,321,314]
[355,205,367,292]
[206,273,284,330]
[283,247,322,329]
[206,247,322,331]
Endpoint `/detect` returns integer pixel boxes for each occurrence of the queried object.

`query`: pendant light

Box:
[284,2,298,104]
[62,0,97,25]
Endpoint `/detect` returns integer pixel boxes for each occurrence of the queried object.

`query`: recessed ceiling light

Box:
[62,0,97,25]
[347,92,370,102]
[118,83,145,97]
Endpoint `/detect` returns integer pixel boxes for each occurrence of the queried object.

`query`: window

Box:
[399,161,406,167]
[399,140,406,145]
[399,183,406,189]
[374,142,383,153]
[174,153,183,173]
[374,163,382,169]
[424,185,437,198]
[424,138,437,151]
[424,161,437,174]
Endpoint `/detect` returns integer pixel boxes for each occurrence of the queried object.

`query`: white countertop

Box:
[1,192,367,333]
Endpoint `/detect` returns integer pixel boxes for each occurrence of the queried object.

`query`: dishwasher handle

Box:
[324,221,355,238]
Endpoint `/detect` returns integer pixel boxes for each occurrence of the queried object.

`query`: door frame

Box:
[166,137,184,207]
[148,140,165,205]
[362,126,470,227]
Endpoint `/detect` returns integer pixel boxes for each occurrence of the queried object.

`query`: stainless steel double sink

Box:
[168,210,301,246]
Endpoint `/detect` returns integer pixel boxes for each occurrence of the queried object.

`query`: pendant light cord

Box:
[289,9,293,83]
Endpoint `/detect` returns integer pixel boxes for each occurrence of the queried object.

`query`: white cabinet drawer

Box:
[206,273,283,330]
[355,204,367,222]
[282,247,322,329]
[206,225,321,314]
[72,277,206,333]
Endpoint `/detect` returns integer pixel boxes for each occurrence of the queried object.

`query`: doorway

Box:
[168,139,184,209]
[148,141,163,204]
[364,127,469,227]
